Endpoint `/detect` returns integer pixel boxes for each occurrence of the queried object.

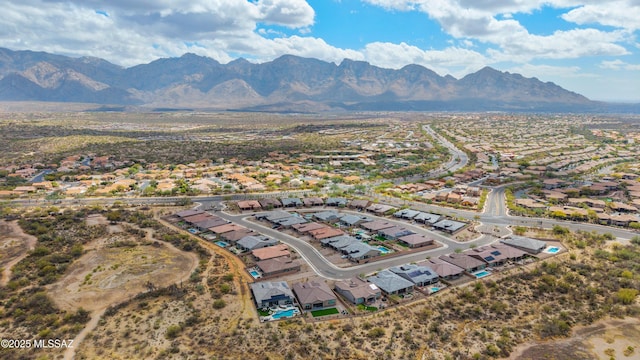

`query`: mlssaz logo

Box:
[33,339,74,348]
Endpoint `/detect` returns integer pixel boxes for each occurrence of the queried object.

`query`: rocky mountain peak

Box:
[0,47,615,111]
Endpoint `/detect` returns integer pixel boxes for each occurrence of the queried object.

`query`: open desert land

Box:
[0,220,37,286]
[511,317,640,360]
[0,207,210,360]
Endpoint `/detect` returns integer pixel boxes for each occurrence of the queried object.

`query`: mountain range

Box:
[0,47,636,112]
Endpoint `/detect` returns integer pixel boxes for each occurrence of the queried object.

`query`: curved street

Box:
[197,184,637,280]
[422,124,469,176]
[208,207,497,280]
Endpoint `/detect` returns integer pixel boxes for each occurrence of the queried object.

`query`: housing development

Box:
[2,112,640,359]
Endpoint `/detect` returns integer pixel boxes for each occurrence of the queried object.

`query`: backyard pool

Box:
[545,246,560,254]
[473,270,492,279]
[188,228,198,234]
[271,308,298,320]
[249,270,262,279]
[215,241,229,248]
[376,246,392,254]
[430,287,440,293]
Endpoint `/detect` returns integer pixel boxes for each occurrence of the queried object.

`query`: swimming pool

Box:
[545,246,560,254]
[430,287,439,293]
[215,241,229,248]
[249,270,261,279]
[271,308,297,320]
[376,246,392,254]
[473,270,491,279]
[188,228,198,234]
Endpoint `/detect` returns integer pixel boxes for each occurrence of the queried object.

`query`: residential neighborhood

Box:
[2,112,640,360]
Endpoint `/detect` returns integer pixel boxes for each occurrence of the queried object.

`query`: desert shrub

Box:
[219,283,231,294]
[538,317,571,338]
[212,299,226,309]
[367,327,385,338]
[165,324,182,339]
[485,344,500,357]
[616,289,639,305]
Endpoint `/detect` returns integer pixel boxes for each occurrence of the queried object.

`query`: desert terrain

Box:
[0,220,37,286]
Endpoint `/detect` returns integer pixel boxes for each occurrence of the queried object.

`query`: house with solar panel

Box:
[389,264,439,287]
[465,244,527,267]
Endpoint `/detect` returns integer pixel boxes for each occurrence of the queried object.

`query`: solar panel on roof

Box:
[484,256,495,261]
[491,251,501,256]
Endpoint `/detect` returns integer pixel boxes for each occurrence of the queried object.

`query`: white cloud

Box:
[0,0,317,66]
[363,0,418,11]
[489,28,630,62]
[363,0,635,63]
[253,35,364,63]
[255,0,315,28]
[362,42,488,76]
[601,59,640,70]
[562,2,640,31]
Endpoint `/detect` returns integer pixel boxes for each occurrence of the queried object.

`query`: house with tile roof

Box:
[422,258,465,280]
[335,277,381,304]
[256,257,301,278]
[439,253,485,273]
[236,235,278,252]
[252,244,290,261]
[367,270,414,295]
[292,281,337,310]
[501,236,547,254]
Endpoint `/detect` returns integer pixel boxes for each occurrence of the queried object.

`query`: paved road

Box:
[377,124,469,185]
[422,124,469,176]
[29,169,54,183]
[8,190,314,207]
[210,207,497,280]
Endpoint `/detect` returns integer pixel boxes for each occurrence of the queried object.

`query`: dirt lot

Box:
[510,317,640,359]
[0,220,37,286]
[47,217,199,312]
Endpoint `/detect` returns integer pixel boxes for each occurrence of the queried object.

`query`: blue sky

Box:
[1,0,639,101]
